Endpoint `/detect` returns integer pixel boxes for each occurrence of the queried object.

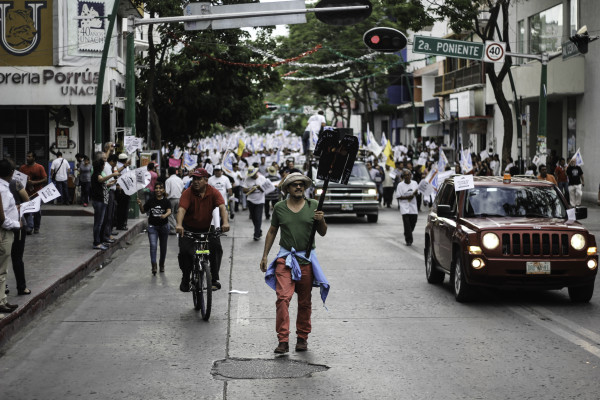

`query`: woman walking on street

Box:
[137,182,171,275]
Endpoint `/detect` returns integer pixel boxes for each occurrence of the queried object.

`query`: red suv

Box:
[424,176,598,302]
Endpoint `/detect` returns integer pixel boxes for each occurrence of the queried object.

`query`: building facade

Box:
[0,0,141,169]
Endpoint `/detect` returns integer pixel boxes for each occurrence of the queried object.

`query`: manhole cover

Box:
[212,358,329,380]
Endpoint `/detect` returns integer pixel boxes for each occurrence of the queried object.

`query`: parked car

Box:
[424,175,598,302]
[313,161,379,222]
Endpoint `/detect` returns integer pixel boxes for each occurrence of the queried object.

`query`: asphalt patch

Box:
[211,357,329,380]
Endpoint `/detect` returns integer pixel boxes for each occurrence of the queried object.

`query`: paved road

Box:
[1,205,600,399]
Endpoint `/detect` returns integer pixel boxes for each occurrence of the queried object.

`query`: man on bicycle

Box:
[260,172,329,354]
[176,168,230,292]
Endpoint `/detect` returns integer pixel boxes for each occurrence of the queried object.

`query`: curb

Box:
[0,219,147,349]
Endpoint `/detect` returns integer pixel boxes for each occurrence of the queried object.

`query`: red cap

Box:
[190,168,210,178]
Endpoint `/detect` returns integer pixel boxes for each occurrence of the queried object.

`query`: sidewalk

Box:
[0,204,146,348]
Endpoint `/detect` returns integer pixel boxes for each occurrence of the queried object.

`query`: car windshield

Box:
[349,163,371,180]
[463,186,567,218]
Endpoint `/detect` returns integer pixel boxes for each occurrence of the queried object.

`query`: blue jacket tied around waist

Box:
[265,247,330,305]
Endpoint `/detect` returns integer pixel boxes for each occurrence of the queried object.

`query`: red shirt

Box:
[179,185,224,231]
[19,162,47,196]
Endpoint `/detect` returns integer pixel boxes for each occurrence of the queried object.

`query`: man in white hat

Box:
[242,166,266,241]
[260,172,330,354]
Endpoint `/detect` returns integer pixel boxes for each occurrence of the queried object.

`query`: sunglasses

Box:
[290,182,305,188]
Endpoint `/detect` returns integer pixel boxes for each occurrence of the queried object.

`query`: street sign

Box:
[412,35,484,61]
[483,41,506,63]
[315,0,372,26]
[363,27,407,52]
[185,0,306,31]
[562,40,581,60]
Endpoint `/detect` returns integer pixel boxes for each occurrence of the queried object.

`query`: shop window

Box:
[529,5,563,54]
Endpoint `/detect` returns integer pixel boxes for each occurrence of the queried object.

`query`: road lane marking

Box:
[529,306,600,345]
[509,306,600,360]
[236,294,250,326]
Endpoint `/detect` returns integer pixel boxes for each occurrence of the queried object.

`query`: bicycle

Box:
[182,229,224,321]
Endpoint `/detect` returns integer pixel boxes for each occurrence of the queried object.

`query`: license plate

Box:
[526,261,551,275]
[341,203,353,211]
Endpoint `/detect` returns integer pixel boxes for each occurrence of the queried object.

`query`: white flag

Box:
[571,148,584,166]
[38,182,61,203]
[19,197,41,218]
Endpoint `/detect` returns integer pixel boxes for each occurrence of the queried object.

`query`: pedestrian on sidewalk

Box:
[0,159,21,314]
[9,170,31,296]
[50,151,71,205]
[19,151,46,234]
[91,158,119,250]
[137,182,171,275]
[78,155,92,207]
[395,169,419,246]
[260,172,329,354]
[242,166,266,241]
[165,166,184,234]
[114,153,132,230]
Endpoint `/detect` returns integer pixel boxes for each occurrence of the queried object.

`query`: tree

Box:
[134,1,283,146]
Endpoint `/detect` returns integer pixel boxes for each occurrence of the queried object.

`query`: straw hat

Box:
[247,166,259,177]
[281,172,313,194]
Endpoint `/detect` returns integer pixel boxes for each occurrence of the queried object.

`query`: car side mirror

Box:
[575,207,587,220]
[437,204,454,218]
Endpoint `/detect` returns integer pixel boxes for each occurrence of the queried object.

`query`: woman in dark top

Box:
[9,178,30,295]
[91,158,119,250]
[137,181,171,275]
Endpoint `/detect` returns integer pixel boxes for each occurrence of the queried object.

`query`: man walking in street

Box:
[395,169,419,246]
[537,164,557,184]
[165,166,184,234]
[0,159,21,314]
[242,166,266,241]
[302,110,326,155]
[50,151,71,205]
[208,165,232,222]
[19,151,46,234]
[554,157,569,203]
[567,159,584,207]
[260,172,329,354]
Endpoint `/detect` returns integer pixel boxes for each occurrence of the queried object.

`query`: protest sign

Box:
[13,170,28,188]
[117,171,137,196]
[38,182,61,203]
[454,175,475,191]
[260,178,276,194]
[19,197,41,218]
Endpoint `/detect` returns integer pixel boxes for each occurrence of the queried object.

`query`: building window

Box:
[570,0,578,35]
[0,108,48,167]
[516,20,525,65]
[529,4,563,54]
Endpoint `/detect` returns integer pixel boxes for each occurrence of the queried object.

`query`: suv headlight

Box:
[482,233,500,250]
[367,188,377,196]
[316,188,323,196]
[571,234,586,250]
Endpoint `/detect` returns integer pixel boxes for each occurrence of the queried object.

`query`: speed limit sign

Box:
[483,41,506,63]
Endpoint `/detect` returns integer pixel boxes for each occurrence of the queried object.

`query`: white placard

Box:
[136,168,146,184]
[38,182,61,203]
[19,197,41,218]
[388,170,397,180]
[418,179,434,197]
[13,170,28,188]
[260,178,276,194]
[454,175,474,191]
[205,164,214,175]
[567,208,576,221]
[117,171,137,196]
[480,150,489,160]
[210,206,221,228]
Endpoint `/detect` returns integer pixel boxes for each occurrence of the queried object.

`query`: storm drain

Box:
[212,358,329,380]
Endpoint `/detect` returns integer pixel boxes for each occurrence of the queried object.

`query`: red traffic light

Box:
[363,27,407,52]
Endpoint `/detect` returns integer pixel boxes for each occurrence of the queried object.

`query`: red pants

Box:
[275,258,313,343]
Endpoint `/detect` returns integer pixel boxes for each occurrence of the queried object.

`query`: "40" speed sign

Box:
[483,41,506,63]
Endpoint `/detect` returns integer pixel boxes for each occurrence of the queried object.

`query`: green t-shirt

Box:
[271,198,319,255]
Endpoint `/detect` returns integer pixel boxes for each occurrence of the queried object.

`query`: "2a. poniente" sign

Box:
[412,35,484,61]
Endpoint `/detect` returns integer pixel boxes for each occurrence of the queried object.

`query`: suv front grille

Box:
[501,233,569,256]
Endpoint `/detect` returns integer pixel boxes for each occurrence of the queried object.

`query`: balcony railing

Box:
[434,64,485,94]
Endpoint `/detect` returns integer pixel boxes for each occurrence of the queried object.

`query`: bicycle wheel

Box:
[193,257,212,320]
[192,255,203,311]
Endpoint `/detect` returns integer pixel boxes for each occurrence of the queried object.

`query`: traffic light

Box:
[363,27,407,52]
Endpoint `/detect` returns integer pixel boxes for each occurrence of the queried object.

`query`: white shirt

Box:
[505,162,514,172]
[242,174,266,204]
[165,174,184,199]
[489,160,500,176]
[0,179,21,230]
[208,175,232,202]
[50,157,70,181]
[306,114,326,133]
[395,180,419,215]
[103,162,117,190]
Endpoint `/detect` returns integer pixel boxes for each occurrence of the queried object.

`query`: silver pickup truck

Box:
[313,161,379,222]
